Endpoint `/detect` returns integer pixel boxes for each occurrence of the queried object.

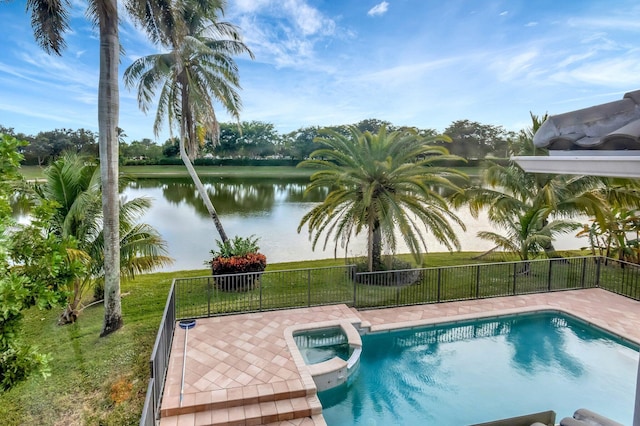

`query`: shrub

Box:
[210,235,261,259]
[209,236,267,292]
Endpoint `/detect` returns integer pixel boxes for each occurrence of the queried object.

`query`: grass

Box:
[20,165,483,181]
[0,251,611,425]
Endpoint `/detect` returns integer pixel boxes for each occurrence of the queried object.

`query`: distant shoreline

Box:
[20,164,482,180]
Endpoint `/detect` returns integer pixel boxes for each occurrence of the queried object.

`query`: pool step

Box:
[158,395,323,426]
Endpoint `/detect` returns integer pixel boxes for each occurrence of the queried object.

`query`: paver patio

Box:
[158,288,640,425]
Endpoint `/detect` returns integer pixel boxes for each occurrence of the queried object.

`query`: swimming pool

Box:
[318,311,639,425]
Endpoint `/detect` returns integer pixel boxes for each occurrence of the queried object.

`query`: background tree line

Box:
[1,118,517,166]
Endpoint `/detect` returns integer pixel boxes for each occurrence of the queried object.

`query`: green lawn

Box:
[20,164,483,180]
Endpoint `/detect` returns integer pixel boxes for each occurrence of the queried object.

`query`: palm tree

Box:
[454,112,631,260]
[298,126,467,272]
[32,153,172,323]
[477,206,580,261]
[24,0,174,336]
[123,0,254,243]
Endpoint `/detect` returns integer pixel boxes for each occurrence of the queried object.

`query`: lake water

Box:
[122,177,586,272]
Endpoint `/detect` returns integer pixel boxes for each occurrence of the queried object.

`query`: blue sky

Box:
[2,0,640,142]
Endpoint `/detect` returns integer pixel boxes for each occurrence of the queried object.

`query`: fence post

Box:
[351,266,357,308]
[259,275,263,311]
[595,257,602,288]
[475,265,481,298]
[512,262,517,295]
[581,257,587,288]
[207,277,212,317]
[547,260,553,291]
[437,268,442,302]
[307,269,312,307]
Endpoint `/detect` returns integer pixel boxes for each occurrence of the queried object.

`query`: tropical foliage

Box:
[210,235,261,258]
[477,206,580,261]
[578,208,640,263]
[26,153,172,323]
[456,113,640,261]
[0,135,81,390]
[299,126,467,272]
[124,0,254,243]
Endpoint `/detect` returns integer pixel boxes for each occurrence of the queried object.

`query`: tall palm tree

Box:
[123,0,254,243]
[32,153,172,323]
[23,0,173,336]
[298,126,467,272]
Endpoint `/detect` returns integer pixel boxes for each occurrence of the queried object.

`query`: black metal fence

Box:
[140,282,176,426]
[140,256,640,425]
[174,265,355,319]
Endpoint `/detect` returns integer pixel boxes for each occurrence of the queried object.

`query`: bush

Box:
[209,236,267,292]
[210,235,261,258]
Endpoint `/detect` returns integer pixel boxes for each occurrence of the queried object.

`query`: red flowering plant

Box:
[209,235,266,291]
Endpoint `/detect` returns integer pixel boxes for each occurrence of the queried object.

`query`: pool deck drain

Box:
[159,288,640,425]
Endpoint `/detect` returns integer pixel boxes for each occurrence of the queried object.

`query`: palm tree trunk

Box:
[98,0,123,337]
[542,240,562,258]
[367,219,382,272]
[372,223,382,271]
[179,140,228,242]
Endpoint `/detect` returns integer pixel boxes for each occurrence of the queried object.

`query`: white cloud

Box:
[567,17,640,32]
[357,57,461,85]
[489,49,539,82]
[283,0,335,36]
[525,22,538,27]
[368,2,389,17]
[499,11,508,16]
[231,1,338,70]
[551,57,640,87]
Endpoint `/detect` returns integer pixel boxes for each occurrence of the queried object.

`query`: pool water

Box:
[294,327,351,365]
[318,312,639,425]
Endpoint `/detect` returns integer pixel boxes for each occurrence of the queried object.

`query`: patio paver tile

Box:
[159,289,640,425]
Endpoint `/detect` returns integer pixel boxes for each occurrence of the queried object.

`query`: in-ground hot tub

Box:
[286,320,362,392]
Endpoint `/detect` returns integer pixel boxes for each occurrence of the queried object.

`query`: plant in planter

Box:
[209,235,267,292]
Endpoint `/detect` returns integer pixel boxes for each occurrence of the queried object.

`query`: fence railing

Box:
[140,255,640,424]
[174,265,355,319]
[140,281,176,426]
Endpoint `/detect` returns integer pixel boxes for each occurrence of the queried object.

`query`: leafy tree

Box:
[284,126,322,160]
[122,138,162,161]
[0,135,79,390]
[124,0,254,243]
[162,138,180,158]
[298,126,467,271]
[443,119,511,159]
[354,118,395,134]
[26,153,171,323]
[237,121,278,158]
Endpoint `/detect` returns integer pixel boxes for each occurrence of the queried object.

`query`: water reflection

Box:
[118,177,583,272]
[320,313,637,425]
[129,177,328,218]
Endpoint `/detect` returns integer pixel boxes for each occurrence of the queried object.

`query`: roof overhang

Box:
[513,155,640,178]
